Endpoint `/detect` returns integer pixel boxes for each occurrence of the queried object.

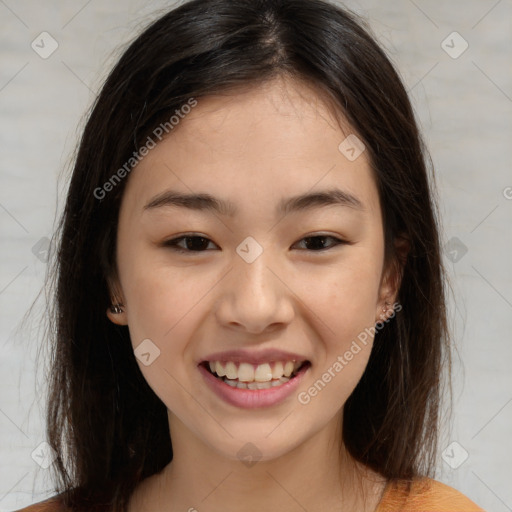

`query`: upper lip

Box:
[199,348,310,366]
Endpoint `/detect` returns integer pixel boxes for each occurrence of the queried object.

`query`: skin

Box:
[107,76,408,512]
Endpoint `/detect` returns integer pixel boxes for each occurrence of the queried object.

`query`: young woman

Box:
[16,0,484,511]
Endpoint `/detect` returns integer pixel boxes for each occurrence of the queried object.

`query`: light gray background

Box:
[1,1,511,511]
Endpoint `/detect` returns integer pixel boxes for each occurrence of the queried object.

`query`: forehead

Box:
[121,77,380,222]
[177,77,349,149]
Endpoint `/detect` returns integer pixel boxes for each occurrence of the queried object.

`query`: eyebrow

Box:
[143,187,364,217]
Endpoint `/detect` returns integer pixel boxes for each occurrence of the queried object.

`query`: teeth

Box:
[223,376,292,389]
[225,361,238,380]
[272,361,284,379]
[209,360,304,383]
[238,362,255,382]
[283,361,294,377]
[254,363,273,382]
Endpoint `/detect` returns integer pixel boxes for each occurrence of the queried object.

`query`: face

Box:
[107,77,400,463]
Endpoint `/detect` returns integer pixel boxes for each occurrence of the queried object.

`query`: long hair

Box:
[40,1,451,510]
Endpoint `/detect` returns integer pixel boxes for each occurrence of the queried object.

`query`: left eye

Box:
[163,234,346,253]
[293,235,345,251]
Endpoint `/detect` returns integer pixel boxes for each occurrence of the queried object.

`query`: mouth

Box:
[199,360,311,390]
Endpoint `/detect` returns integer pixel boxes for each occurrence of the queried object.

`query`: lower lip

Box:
[198,363,310,409]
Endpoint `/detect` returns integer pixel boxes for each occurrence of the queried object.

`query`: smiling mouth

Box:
[200,360,311,390]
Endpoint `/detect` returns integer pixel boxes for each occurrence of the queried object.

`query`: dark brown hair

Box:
[38,0,451,510]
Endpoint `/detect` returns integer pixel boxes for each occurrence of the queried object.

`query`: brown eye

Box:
[163,235,218,253]
[162,234,347,254]
[293,235,346,251]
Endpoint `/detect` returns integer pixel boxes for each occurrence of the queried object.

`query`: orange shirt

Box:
[14,477,485,511]
[376,477,485,511]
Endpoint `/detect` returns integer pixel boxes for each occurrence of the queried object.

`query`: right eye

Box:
[162,235,219,253]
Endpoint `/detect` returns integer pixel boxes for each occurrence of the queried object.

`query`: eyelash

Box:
[162,234,347,254]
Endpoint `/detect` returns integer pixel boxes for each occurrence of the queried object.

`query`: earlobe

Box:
[376,299,394,323]
[106,302,128,325]
[376,261,400,320]
[106,276,128,325]
[375,235,410,322]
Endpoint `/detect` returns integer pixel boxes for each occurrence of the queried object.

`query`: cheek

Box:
[297,252,381,400]
[298,282,376,415]
[123,265,205,349]
[305,252,382,339]
[118,234,201,332]
[121,267,208,414]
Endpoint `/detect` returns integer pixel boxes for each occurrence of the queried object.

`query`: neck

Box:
[129,411,387,512]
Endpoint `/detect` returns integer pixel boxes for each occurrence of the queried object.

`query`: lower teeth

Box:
[221,375,291,389]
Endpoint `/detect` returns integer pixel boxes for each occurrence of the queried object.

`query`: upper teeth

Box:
[208,361,303,382]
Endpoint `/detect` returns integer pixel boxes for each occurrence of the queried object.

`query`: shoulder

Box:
[377,477,486,512]
[12,494,68,512]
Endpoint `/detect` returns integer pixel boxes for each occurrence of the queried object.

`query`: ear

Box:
[106,277,128,326]
[376,235,410,322]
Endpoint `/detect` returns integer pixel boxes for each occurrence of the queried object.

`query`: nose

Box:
[214,246,295,334]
